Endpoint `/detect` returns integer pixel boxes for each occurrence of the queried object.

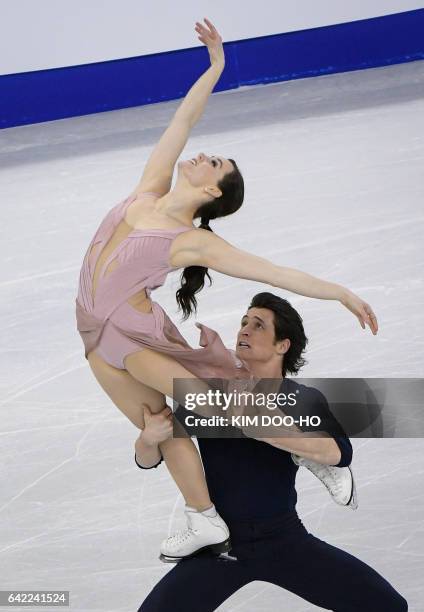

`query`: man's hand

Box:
[195,18,225,68]
[137,403,173,447]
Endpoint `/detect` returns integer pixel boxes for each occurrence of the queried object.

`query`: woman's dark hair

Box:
[176,159,244,319]
[249,292,308,376]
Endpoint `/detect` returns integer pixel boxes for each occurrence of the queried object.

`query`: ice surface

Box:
[1,60,423,610]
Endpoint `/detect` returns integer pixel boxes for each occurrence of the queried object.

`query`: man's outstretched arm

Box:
[250,387,352,466]
[258,435,343,466]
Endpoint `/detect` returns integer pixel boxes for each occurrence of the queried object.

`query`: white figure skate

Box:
[159,504,231,563]
[291,454,358,510]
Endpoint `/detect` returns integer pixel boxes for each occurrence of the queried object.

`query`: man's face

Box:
[235,307,288,365]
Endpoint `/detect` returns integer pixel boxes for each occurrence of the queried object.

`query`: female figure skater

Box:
[75,18,378,561]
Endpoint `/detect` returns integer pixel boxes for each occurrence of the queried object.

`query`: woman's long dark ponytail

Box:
[176,159,244,320]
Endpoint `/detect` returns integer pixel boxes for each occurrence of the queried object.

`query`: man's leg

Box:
[254,533,407,611]
[138,555,254,612]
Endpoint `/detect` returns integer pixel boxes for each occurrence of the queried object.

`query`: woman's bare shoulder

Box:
[169,228,230,268]
[176,227,230,248]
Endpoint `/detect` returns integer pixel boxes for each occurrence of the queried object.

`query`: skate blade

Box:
[347,469,358,510]
[216,552,238,562]
[159,553,180,564]
[159,538,231,563]
[333,467,358,510]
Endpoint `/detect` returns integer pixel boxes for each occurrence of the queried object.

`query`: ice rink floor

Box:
[1,59,423,611]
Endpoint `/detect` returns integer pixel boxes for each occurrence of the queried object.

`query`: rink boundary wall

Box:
[1,8,423,129]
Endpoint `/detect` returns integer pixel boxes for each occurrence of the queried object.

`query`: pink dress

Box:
[75,192,250,379]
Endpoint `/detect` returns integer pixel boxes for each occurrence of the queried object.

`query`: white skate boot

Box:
[291,454,358,510]
[159,504,231,563]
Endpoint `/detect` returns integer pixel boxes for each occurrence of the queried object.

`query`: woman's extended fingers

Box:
[343,292,379,335]
[357,303,378,335]
[364,303,379,335]
[195,23,207,44]
[357,314,366,330]
[195,25,210,43]
[204,18,218,35]
[195,18,219,42]
[195,18,214,33]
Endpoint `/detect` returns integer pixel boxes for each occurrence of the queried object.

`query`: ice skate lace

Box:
[166,527,197,547]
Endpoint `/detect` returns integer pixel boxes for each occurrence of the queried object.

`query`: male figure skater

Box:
[135,293,407,611]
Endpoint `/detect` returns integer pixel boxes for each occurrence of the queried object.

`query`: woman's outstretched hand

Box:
[341,290,379,335]
[195,18,225,68]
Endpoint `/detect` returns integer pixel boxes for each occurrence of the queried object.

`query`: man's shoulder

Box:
[281,378,325,404]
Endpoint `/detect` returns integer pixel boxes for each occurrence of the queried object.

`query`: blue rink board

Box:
[1,8,423,128]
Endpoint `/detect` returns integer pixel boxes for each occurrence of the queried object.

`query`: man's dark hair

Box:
[248,292,308,376]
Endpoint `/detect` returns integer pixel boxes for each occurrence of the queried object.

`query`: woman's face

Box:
[178,152,233,188]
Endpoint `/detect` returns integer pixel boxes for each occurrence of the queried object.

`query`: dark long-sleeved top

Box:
[134,378,353,521]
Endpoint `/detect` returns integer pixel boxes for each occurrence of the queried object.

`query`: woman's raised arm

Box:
[131,19,226,196]
[172,229,379,335]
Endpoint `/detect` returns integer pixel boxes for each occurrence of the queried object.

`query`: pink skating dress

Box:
[75,192,250,379]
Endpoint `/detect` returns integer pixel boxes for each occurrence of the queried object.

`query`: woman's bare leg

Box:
[87,349,212,510]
